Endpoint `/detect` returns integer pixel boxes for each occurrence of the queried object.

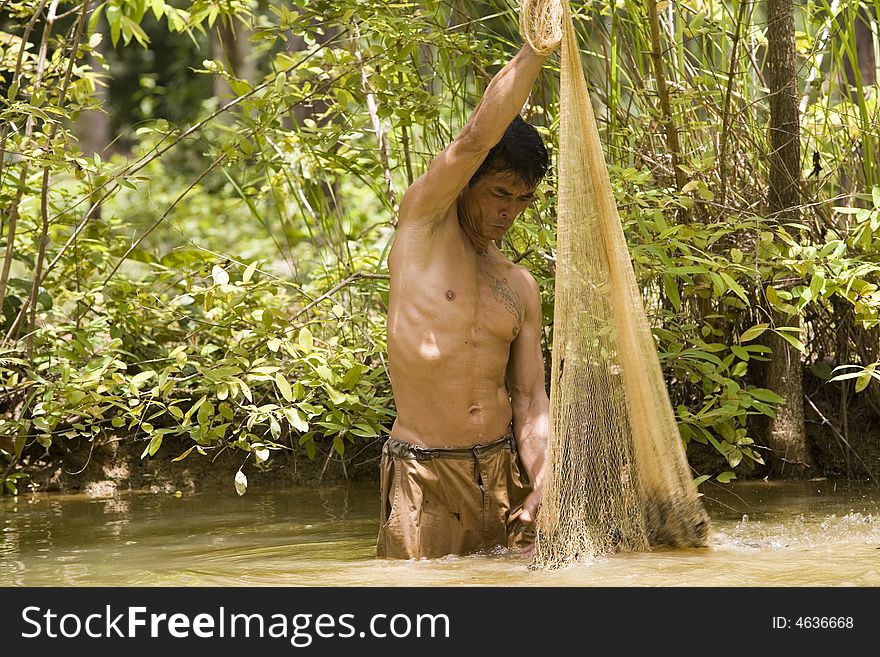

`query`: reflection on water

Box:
[2,480,879,586]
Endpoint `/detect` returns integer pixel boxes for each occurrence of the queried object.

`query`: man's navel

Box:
[445,289,456,301]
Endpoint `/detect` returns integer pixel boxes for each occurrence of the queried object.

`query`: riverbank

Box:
[10,380,880,497]
[16,433,384,497]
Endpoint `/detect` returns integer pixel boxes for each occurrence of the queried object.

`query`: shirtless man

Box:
[377,40,558,559]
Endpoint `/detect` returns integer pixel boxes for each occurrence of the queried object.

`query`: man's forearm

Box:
[513,404,549,486]
[462,45,549,150]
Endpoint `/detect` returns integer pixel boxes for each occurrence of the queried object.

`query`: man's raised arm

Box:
[399,44,553,225]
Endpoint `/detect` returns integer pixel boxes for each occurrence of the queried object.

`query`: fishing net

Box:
[520,0,710,568]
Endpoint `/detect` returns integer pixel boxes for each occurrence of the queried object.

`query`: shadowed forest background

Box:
[3,0,880,495]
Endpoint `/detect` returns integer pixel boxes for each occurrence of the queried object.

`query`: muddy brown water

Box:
[2,480,879,586]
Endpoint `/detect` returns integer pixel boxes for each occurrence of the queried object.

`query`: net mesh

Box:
[520,0,710,569]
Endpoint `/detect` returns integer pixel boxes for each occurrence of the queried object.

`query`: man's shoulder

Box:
[498,259,539,294]
[398,176,457,229]
[394,191,461,243]
[389,203,464,271]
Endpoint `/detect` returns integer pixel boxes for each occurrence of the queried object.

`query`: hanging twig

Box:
[352,24,399,225]
[805,393,878,485]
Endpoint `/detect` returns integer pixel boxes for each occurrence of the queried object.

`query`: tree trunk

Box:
[76,44,111,157]
[842,5,876,89]
[764,0,811,477]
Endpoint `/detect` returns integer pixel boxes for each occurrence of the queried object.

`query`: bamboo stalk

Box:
[719,0,750,206]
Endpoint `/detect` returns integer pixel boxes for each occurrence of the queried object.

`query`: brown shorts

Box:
[376,431,534,559]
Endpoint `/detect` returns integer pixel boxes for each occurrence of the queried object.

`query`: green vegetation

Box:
[3,0,880,494]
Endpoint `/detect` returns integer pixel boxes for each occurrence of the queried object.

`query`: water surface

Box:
[3,480,879,586]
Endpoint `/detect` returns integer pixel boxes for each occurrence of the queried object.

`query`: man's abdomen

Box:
[387,332,513,448]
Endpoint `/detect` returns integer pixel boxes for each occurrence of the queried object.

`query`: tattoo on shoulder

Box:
[489,276,525,327]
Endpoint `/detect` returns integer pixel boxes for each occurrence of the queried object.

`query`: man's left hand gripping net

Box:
[520,0,710,569]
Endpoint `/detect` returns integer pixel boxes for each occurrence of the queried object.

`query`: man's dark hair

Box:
[469,115,549,188]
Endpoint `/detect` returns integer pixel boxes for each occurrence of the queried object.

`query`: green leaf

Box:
[274,71,286,96]
[298,328,313,352]
[141,434,163,459]
[283,407,309,432]
[120,15,150,47]
[775,330,806,353]
[739,324,769,343]
[720,272,748,303]
[275,373,294,402]
[88,3,106,36]
[238,378,253,403]
[693,475,711,486]
[106,4,122,46]
[750,387,785,404]
[811,360,833,380]
[325,385,347,405]
[300,434,316,460]
[150,0,166,20]
[716,471,737,484]
[130,370,156,387]
[731,346,750,361]
[172,446,195,462]
[727,447,743,468]
[809,272,825,299]
[251,366,280,375]
[751,401,777,418]
[350,422,379,438]
[242,260,258,283]
[341,364,365,390]
[856,372,872,393]
[269,416,281,440]
[663,274,681,312]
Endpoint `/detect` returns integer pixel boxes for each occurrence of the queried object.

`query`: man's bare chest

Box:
[399,261,526,344]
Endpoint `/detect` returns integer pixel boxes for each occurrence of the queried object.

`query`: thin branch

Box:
[289,272,389,324]
[353,24,399,225]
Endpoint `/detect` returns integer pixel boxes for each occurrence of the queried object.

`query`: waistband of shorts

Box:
[383,430,516,461]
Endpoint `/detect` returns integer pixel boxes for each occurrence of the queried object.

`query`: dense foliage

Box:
[3,0,880,494]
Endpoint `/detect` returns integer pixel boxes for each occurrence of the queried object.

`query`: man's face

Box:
[459,170,537,242]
